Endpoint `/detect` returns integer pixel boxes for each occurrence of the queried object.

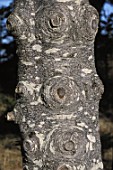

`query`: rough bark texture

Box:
[7,0,104,169]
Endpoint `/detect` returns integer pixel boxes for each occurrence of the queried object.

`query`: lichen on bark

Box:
[7,0,103,169]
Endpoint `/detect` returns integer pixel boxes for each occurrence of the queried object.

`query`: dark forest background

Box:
[0,0,113,169]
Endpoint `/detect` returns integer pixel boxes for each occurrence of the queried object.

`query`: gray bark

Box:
[7,0,104,169]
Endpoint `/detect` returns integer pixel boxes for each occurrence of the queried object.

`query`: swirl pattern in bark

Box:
[36,3,71,42]
[42,76,80,109]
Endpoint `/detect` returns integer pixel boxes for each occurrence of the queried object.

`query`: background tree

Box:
[0,2,17,94]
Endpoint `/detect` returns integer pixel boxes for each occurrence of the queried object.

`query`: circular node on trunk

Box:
[7,14,18,35]
[7,13,29,38]
[24,140,33,151]
[36,3,70,41]
[78,5,99,42]
[23,136,39,155]
[43,76,80,109]
[45,127,87,160]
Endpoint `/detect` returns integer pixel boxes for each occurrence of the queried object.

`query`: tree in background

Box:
[0,1,17,95]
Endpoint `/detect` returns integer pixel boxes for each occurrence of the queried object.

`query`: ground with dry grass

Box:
[0,135,22,170]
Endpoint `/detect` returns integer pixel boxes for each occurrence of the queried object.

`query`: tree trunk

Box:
[7,0,104,169]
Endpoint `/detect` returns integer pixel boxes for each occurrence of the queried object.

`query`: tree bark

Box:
[7,0,104,169]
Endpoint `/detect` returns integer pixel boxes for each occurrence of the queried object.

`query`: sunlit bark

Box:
[7,0,103,169]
